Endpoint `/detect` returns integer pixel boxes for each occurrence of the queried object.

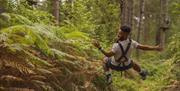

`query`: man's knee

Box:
[131,60,141,72]
[103,57,109,63]
[103,57,110,70]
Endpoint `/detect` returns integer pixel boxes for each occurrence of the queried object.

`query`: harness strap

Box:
[116,39,132,64]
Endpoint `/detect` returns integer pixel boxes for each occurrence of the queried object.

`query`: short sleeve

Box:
[131,40,140,48]
[111,43,118,53]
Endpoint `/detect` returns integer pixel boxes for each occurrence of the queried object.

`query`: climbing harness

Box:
[116,38,132,68]
[105,39,133,72]
[117,39,132,76]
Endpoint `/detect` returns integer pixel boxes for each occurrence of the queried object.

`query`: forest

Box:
[0,0,179,91]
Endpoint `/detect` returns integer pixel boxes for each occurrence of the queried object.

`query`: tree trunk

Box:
[156,0,169,48]
[120,0,126,26]
[52,0,60,25]
[0,0,7,14]
[136,0,145,59]
[144,13,149,43]
[0,7,5,14]
[128,0,134,28]
[119,0,133,28]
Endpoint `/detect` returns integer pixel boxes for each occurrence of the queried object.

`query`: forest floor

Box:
[163,81,180,91]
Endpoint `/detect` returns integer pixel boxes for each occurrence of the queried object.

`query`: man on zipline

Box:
[93,25,162,84]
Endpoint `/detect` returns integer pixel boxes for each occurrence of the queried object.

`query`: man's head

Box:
[118,25,131,40]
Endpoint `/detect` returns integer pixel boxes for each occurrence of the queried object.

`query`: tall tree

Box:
[0,6,5,14]
[136,0,145,59]
[0,0,7,14]
[52,0,60,25]
[144,12,149,43]
[143,0,149,43]
[120,0,133,28]
[156,0,170,47]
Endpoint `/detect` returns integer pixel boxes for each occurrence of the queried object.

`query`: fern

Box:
[0,13,32,28]
[1,25,54,56]
[65,31,90,40]
[0,75,24,82]
[0,18,104,91]
[29,75,47,81]
[0,33,8,43]
[18,8,54,24]
[9,13,33,26]
[3,61,35,75]
[35,68,53,75]
[24,50,52,67]
[167,32,180,59]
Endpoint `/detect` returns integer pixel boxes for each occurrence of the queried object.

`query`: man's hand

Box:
[155,45,163,51]
[92,39,101,49]
[92,39,115,57]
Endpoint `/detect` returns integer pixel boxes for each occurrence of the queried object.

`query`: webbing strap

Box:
[116,39,132,64]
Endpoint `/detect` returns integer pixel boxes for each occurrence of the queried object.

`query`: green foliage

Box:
[59,0,120,45]
[92,76,107,90]
[167,32,180,60]
[0,22,98,60]
[65,31,89,40]
[0,13,32,28]
[0,24,103,90]
[0,25,58,56]
[64,31,90,49]
[17,8,54,24]
[166,31,180,80]
[60,0,95,33]
[2,0,54,25]
[0,0,180,91]
[112,58,172,91]
[90,0,120,43]
[170,0,180,20]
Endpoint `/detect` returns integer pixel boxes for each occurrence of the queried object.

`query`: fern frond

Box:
[0,33,8,43]
[35,68,53,75]
[4,61,35,75]
[24,50,52,67]
[30,75,47,81]
[0,75,24,82]
[65,31,90,41]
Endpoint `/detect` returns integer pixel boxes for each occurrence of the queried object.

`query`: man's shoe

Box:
[139,70,148,80]
[106,74,112,85]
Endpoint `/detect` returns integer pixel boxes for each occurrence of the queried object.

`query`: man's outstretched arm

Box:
[137,44,163,51]
[92,40,115,57]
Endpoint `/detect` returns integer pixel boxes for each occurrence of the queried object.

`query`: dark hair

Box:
[120,25,131,33]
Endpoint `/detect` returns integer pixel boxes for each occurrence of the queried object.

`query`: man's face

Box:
[118,30,129,40]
